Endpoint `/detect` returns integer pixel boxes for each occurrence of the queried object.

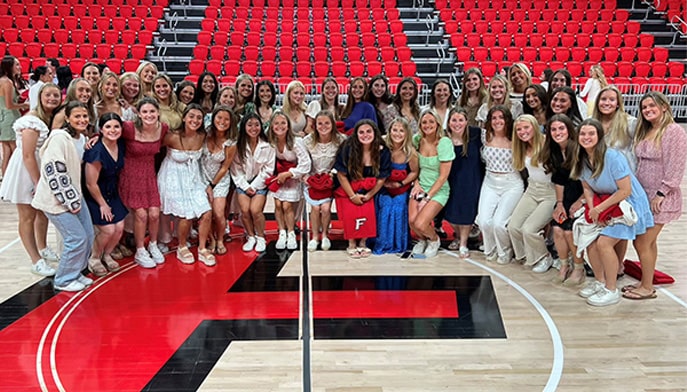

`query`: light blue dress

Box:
[580,149,654,240]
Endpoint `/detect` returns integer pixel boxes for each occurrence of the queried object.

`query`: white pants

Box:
[476,172,524,259]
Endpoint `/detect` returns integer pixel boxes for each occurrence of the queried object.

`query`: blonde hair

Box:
[592,86,632,150]
[634,91,675,148]
[151,73,180,110]
[589,64,608,89]
[486,75,512,110]
[384,117,416,160]
[447,107,470,157]
[418,108,445,140]
[119,72,142,104]
[282,80,307,114]
[97,71,121,101]
[508,63,532,93]
[512,114,545,171]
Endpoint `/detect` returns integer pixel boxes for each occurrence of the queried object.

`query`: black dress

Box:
[445,126,484,225]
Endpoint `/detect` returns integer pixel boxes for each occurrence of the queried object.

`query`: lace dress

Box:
[0,115,49,204]
[158,148,211,219]
[201,139,236,198]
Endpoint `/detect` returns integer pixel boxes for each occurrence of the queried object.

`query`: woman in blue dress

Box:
[373,117,418,255]
[341,77,378,135]
[84,113,128,276]
[444,107,483,258]
[570,118,653,307]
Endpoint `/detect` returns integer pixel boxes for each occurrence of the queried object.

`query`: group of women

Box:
[0,55,684,306]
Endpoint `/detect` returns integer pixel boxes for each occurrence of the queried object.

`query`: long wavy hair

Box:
[429,78,454,108]
[192,71,219,108]
[458,67,487,108]
[62,101,90,136]
[486,74,513,111]
[592,85,632,150]
[346,119,383,180]
[393,77,420,120]
[447,106,470,157]
[542,114,577,174]
[253,79,276,109]
[484,105,513,143]
[133,96,160,130]
[570,118,606,180]
[384,116,415,160]
[512,114,545,171]
[341,77,369,119]
[266,110,294,151]
[207,105,237,142]
[235,111,265,165]
[547,86,583,126]
[634,91,675,148]
[522,84,548,115]
[309,110,344,149]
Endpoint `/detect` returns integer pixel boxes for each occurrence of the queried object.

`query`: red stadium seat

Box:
[567,62,583,77]
[651,63,668,77]
[620,47,636,62]
[506,47,520,62]
[668,62,684,77]
[600,62,617,77]
[95,44,112,59]
[603,47,619,62]
[262,46,277,61]
[639,34,654,47]
[554,47,570,62]
[44,43,60,58]
[188,59,205,76]
[489,47,505,61]
[587,47,603,63]
[242,60,258,76]
[278,61,295,77]
[106,59,122,74]
[331,61,347,77]
[634,61,651,77]
[401,61,417,76]
[69,58,86,75]
[616,62,634,78]
[473,47,489,62]
[77,44,94,59]
[653,47,669,62]
[227,46,242,61]
[636,47,652,62]
[123,58,140,72]
[385,61,400,77]
[113,44,130,58]
[539,47,554,62]
[314,61,330,78]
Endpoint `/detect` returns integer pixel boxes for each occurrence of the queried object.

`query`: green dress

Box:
[413,134,455,206]
[0,88,21,142]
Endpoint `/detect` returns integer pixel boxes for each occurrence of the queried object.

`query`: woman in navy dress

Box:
[84,113,128,276]
[444,107,483,258]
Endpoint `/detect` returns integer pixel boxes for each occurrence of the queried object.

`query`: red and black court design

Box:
[0,240,505,391]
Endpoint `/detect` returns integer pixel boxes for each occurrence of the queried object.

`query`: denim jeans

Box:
[46,200,94,286]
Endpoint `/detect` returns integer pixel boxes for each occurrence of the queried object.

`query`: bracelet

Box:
[398,181,404,187]
[349,194,357,200]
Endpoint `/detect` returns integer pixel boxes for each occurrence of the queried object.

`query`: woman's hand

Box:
[589,206,601,224]
[553,203,567,223]
[245,187,256,197]
[410,183,422,199]
[650,195,664,215]
[100,205,113,222]
[569,199,584,217]
[349,193,364,206]
[85,135,100,150]
[276,171,291,185]
[206,185,214,203]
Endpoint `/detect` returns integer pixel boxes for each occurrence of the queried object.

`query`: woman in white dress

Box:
[0,83,62,276]
[282,81,308,136]
[303,110,346,251]
[267,110,311,250]
[201,106,237,255]
[157,103,215,266]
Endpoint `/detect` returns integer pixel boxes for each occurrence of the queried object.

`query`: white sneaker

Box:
[157,242,170,253]
[579,280,604,298]
[321,237,331,251]
[225,223,231,235]
[552,257,562,270]
[40,247,60,262]
[31,258,56,277]
[134,248,156,269]
[276,230,287,250]
[255,236,266,252]
[54,280,86,292]
[532,255,553,273]
[77,275,94,286]
[586,287,621,306]
[148,242,166,264]
[307,239,319,252]
[496,254,511,265]
[485,251,497,262]
[424,238,441,258]
[286,231,298,250]
[412,240,427,255]
[242,236,256,252]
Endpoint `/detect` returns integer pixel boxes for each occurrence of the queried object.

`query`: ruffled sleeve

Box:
[83,142,105,165]
[437,136,456,162]
[12,114,49,134]
[608,149,631,182]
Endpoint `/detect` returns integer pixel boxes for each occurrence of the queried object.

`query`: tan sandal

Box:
[563,263,586,286]
[176,246,195,264]
[215,242,227,255]
[102,254,120,272]
[347,247,361,259]
[88,257,108,277]
[198,248,216,266]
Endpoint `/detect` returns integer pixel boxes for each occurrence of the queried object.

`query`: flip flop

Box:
[622,289,657,300]
[621,284,640,293]
[448,240,460,250]
[347,247,361,259]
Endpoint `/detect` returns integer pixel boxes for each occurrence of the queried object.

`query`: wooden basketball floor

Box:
[0,170,686,391]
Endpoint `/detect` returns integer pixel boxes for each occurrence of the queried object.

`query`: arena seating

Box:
[0,0,165,75]
[188,0,417,90]
[437,0,685,84]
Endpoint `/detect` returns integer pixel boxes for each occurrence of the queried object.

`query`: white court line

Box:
[0,237,20,254]
[658,287,687,309]
[443,251,564,392]
[35,262,135,392]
